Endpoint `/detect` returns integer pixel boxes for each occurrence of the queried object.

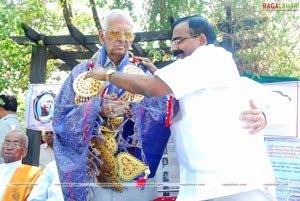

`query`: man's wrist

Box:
[105,69,116,82]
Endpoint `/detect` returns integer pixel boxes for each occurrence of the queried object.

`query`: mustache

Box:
[173,50,184,57]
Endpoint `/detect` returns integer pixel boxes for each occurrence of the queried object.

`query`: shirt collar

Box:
[104,56,116,68]
[3,159,22,167]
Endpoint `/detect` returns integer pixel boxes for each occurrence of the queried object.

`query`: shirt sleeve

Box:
[27,164,53,201]
[155,45,240,99]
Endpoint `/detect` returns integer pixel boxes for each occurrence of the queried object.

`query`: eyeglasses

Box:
[171,34,199,47]
[105,29,135,41]
[2,141,25,149]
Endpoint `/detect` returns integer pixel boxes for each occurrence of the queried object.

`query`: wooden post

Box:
[24,35,48,166]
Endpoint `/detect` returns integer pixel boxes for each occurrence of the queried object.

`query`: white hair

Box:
[6,130,28,148]
[102,9,134,30]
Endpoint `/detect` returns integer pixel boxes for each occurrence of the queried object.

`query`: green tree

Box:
[142,0,299,77]
[0,0,299,95]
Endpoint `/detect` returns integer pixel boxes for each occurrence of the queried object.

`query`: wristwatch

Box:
[105,69,116,82]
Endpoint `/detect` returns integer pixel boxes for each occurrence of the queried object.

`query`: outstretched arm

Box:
[84,64,172,96]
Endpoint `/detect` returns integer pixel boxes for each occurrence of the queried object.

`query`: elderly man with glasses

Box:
[0,94,23,164]
[0,130,43,201]
[52,9,172,201]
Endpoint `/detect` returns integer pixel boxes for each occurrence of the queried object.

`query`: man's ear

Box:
[199,33,208,46]
[22,148,28,158]
[98,29,105,44]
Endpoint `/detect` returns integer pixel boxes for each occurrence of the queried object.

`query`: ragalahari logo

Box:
[262,1,300,11]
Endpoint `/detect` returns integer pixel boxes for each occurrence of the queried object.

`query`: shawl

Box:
[2,164,43,201]
[53,46,172,201]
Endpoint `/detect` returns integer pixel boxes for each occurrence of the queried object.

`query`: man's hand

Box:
[240,99,267,135]
[100,94,131,118]
[99,94,118,117]
[84,64,106,81]
[135,56,158,74]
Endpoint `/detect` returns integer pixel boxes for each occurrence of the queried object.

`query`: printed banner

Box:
[25,84,62,131]
[156,135,180,198]
[263,81,300,201]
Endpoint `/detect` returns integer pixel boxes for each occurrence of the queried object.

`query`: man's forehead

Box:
[5,136,21,142]
[107,18,133,29]
[172,22,190,37]
[5,133,22,141]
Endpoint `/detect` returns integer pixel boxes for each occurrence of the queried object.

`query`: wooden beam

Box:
[66,24,99,53]
[58,63,73,71]
[48,51,93,60]
[48,45,79,67]
[12,30,172,46]
[21,23,44,43]
[131,43,147,57]
[89,0,102,30]
[134,30,172,42]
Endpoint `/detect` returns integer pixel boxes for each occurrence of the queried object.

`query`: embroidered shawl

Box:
[53,46,172,201]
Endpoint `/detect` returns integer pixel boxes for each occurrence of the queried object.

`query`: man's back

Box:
[171,77,277,200]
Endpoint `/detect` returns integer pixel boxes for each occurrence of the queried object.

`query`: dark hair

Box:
[171,15,216,45]
[0,94,18,112]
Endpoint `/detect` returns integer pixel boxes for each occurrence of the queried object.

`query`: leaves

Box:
[0,0,299,95]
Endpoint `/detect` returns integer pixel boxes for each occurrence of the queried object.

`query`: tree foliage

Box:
[0,0,299,96]
[141,0,300,76]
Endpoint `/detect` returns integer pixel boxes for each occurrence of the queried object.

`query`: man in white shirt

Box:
[84,15,291,201]
[39,131,55,168]
[28,160,64,201]
[0,130,43,200]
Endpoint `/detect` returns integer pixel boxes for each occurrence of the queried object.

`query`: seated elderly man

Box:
[0,94,23,164]
[0,130,43,201]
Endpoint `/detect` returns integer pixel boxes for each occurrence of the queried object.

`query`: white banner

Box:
[25,84,62,131]
[264,81,298,138]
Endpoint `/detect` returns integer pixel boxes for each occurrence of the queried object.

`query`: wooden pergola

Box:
[11,4,260,166]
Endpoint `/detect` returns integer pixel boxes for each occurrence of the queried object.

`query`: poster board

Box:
[25,84,62,131]
[263,82,300,201]
[155,135,180,198]
[264,81,298,138]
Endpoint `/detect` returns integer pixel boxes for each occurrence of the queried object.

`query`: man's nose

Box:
[170,45,178,54]
[118,33,126,41]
